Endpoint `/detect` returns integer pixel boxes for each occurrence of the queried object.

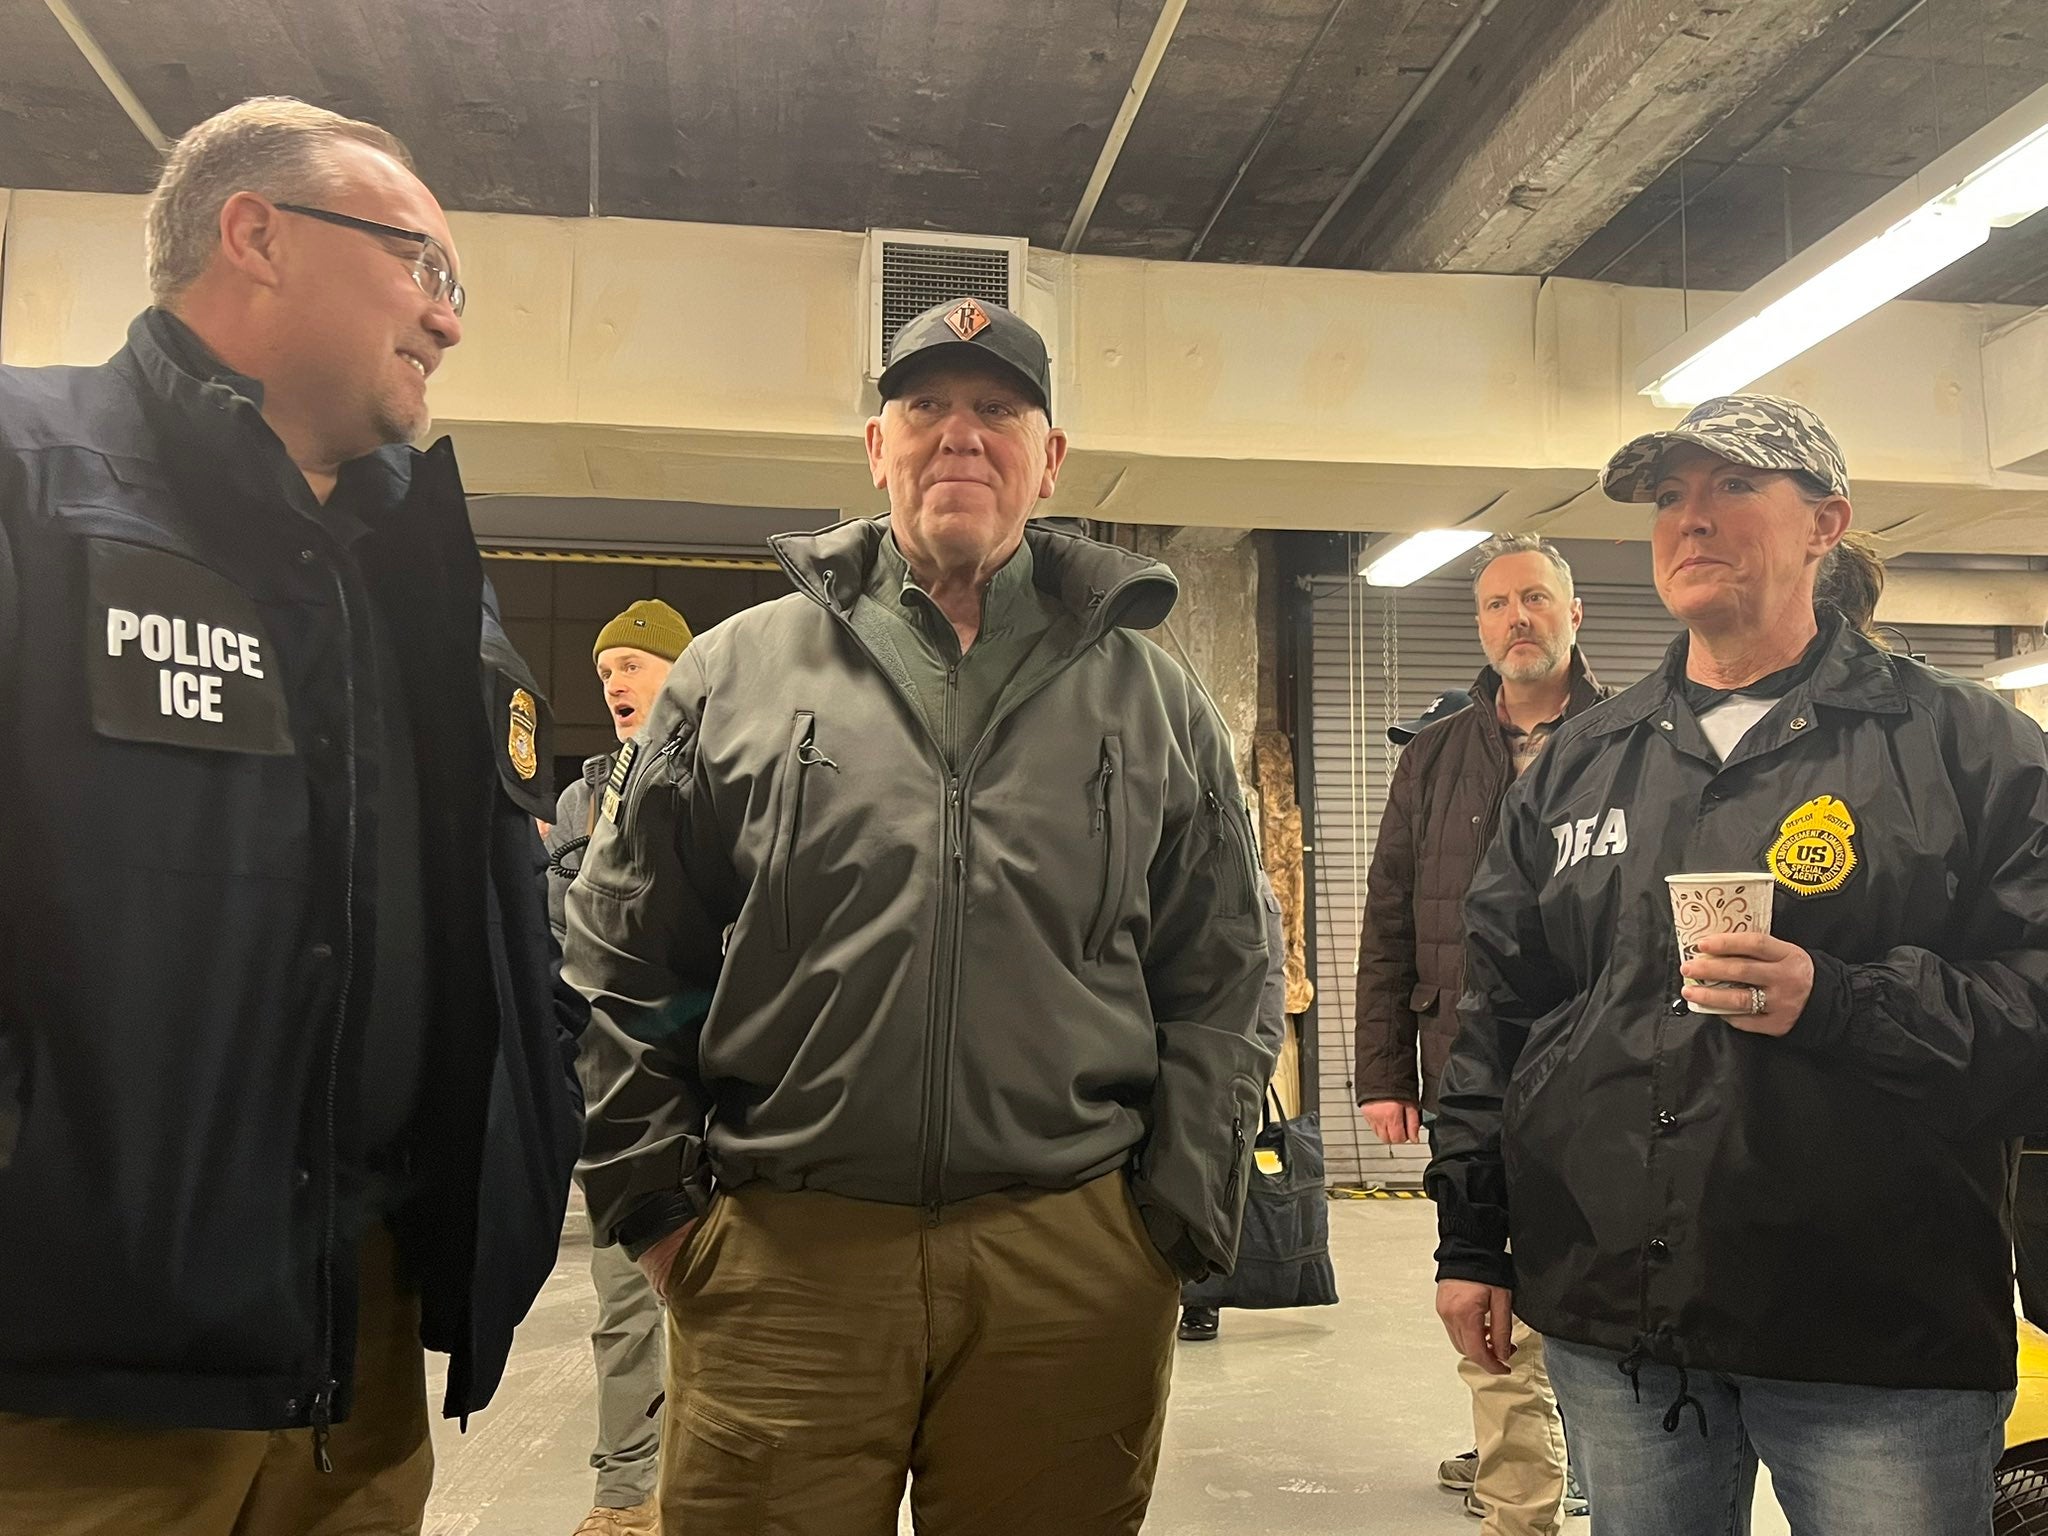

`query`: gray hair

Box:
[1470,533,1574,601]
[146,97,415,306]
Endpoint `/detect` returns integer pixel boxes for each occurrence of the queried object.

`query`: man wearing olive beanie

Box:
[546,596,690,1536]
[591,598,692,675]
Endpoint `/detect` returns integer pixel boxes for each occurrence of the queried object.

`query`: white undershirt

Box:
[1696,695,1777,762]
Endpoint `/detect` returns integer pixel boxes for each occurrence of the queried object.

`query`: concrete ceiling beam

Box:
[1164,525,1253,552]
[1339,0,1853,275]
[1984,307,2048,476]
[5,189,2042,553]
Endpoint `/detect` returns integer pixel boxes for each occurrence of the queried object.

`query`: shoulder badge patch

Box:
[1767,794,1858,897]
[507,688,539,780]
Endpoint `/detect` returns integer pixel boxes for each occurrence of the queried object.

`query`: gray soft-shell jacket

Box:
[565,518,1273,1280]
[545,752,611,941]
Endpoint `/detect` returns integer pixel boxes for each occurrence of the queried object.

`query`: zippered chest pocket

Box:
[1208,787,1258,918]
[1086,735,1129,961]
[766,711,837,951]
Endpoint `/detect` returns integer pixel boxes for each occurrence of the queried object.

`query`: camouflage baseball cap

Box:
[1603,394,1849,503]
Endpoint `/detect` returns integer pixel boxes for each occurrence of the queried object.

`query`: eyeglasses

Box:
[275,203,467,317]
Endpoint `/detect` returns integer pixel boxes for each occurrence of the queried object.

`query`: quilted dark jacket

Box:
[1353,654,1605,1108]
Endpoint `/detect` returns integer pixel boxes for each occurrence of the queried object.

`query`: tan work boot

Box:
[573,1499,659,1535]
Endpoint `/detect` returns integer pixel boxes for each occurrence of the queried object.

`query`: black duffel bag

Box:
[1183,1089,1339,1310]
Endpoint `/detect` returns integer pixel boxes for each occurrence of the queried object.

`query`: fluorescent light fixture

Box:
[1360,528,1490,587]
[1646,207,1985,407]
[1980,657,2048,692]
[1949,123,2048,228]
[1638,81,2048,409]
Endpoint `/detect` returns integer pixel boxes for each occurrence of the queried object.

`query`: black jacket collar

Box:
[1590,613,1909,740]
[123,308,423,532]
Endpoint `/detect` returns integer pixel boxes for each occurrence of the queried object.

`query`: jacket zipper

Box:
[802,566,1155,1218]
[923,642,1142,1206]
[1225,1111,1247,1205]
[1086,740,1124,962]
[310,551,360,1474]
[798,598,967,1219]
[943,659,959,768]
[919,774,967,1216]
[1207,790,1255,915]
[771,714,831,950]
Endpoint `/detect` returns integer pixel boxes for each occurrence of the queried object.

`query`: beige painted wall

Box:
[1985,309,2048,476]
[5,190,2047,554]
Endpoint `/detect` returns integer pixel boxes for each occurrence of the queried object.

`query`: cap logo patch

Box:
[944,299,991,342]
[508,688,539,781]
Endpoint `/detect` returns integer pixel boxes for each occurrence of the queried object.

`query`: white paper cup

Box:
[1665,873,1774,1015]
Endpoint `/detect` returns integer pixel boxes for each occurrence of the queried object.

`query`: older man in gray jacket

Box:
[565,297,1271,1536]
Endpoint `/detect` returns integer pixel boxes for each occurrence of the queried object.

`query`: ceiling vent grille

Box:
[867,230,1029,377]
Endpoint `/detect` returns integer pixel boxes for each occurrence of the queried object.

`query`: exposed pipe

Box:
[1063,0,1191,254]
[1587,0,1935,280]
[1288,0,1503,267]
[1187,0,1354,261]
[43,0,169,153]
[587,80,602,218]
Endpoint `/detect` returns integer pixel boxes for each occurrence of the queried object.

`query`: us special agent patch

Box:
[1767,794,1858,897]
[507,688,539,780]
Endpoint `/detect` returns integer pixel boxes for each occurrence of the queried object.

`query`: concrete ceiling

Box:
[4,0,2043,303]
[1553,0,2048,306]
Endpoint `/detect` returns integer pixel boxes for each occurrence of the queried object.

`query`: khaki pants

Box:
[659,1172,1180,1536]
[0,1225,433,1536]
[1459,1320,1568,1536]
[590,1216,665,1507]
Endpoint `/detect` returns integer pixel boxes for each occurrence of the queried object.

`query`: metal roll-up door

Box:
[1305,573,1682,1188]
[1305,576,2003,1189]
[1889,623,2001,676]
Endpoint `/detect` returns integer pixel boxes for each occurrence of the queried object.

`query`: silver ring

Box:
[1749,986,1769,1016]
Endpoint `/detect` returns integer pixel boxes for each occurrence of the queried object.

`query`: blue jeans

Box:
[1545,1338,2013,1536]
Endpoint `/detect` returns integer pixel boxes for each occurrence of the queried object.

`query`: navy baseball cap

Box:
[1388,689,1472,744]
[877,296,1052,421]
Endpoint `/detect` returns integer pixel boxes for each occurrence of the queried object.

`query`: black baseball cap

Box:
[1387,690,1472,744]
[877,296,1053,421]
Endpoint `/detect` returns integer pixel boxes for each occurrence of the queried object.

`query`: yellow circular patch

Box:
[1767,794,1858,897]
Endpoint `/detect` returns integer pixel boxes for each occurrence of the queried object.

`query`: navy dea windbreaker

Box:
[1430,617,2048,1392]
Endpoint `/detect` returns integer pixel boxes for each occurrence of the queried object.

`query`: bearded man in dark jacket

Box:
[1357,534,1604,1533]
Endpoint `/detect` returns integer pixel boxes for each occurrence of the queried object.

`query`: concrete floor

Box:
[424,1200,1790,1535]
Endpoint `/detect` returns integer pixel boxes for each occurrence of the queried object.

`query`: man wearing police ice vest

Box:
[0,98,585,1534]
